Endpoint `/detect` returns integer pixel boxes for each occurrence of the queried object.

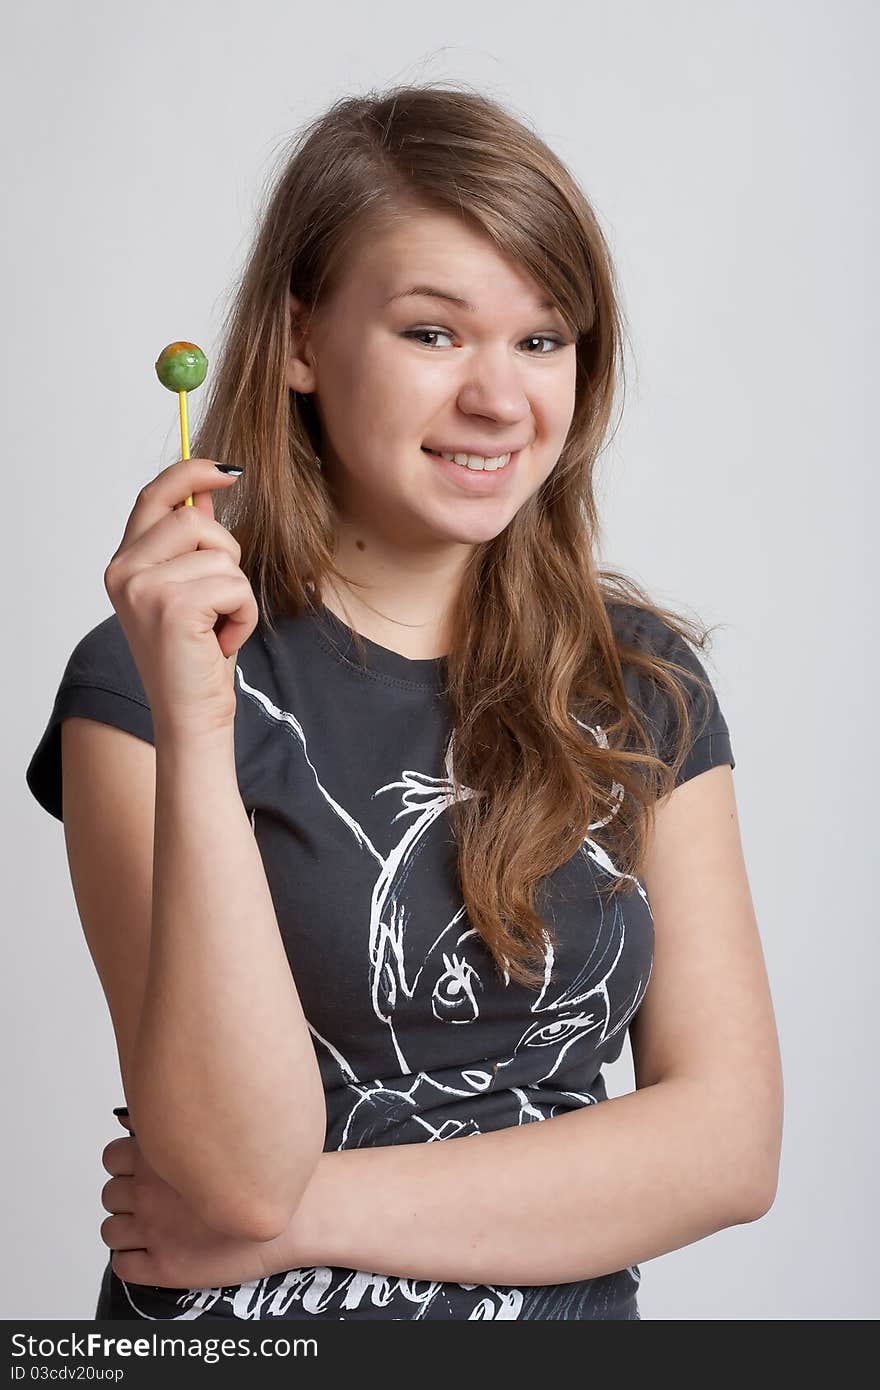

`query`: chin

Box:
[425,512,514,546]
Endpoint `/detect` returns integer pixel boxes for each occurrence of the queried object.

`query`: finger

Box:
[113,1106,134,1133]
[112,1248,153,1283]
[102,1136,136,1176]
[109,500,242,579]
[100,1212,146,1252]
[177,572,259,652]
[174,482,221,519]
[112,545,243,595]
[101,1174,135,1214]
[144,458,240,526]
[113,459,241,554]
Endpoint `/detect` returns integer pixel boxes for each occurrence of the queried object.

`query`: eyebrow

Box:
[384,284,560,315]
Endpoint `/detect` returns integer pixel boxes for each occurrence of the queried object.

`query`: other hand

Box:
[100,1110,286,1289]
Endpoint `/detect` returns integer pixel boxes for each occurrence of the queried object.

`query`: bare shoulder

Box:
[629,765,783,1205]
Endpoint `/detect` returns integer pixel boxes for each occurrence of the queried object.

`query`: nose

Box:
[455,344,531,425]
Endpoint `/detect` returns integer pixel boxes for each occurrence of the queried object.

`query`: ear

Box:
[287,292,318,394]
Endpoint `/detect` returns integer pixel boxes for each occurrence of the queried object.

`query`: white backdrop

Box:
[5,0,876,1320]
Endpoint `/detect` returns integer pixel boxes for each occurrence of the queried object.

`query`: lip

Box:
[423,445,521,492]
[424,444,525,458]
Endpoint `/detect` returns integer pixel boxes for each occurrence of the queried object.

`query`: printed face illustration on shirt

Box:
[339,742,652,1146]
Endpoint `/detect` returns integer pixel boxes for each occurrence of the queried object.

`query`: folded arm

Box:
[273,1073,769,1286]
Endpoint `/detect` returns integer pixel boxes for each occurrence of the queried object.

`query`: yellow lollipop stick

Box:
[177,389,189,464]
[154,341,209,507]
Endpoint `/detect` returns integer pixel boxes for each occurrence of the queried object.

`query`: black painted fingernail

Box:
[112,1106,129,1116]
[214,463,244,477]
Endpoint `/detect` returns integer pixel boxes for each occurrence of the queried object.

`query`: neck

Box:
[320,516,472,659]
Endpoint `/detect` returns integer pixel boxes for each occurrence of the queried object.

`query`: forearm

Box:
[130,726,326,1240]
[279,1078,763,1286]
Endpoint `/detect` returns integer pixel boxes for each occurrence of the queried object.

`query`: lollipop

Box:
[154,341,209,507]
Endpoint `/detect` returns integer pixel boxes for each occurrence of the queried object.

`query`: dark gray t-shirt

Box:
[25,597,734,1321]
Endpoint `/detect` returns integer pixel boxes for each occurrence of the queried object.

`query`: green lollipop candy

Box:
[155,340,208,392]
[155,340,209,507]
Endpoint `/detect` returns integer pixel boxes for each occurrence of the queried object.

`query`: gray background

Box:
[6,0,876,1320]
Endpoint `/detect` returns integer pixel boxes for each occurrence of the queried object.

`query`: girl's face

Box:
[286,210,578,550]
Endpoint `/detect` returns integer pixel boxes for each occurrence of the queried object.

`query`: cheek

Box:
[384,333,459,404]
[529,349,577,427]
[339,339,427,433]
[544,361,577,421]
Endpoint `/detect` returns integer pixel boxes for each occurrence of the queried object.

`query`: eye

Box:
[401,329,567,354]
[525,1014,595,1047]
[520,335,566,354]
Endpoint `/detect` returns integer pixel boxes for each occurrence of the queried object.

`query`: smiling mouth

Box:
[421,446,514,472]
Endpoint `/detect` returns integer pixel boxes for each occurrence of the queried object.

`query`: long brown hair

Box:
[192,80,724,990]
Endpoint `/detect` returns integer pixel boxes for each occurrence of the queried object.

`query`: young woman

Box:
[26,82,783,1321]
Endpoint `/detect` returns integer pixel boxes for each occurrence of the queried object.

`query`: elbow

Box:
[199,1195,298,1246]
[710,1078,783,1225]
[133,1115,325,1247]
[190,1142,324,1246]
[737,1112,783,1222]
[711,1168,777,1230]
[736,1167,780,1223]
[203,1120,326,1244]
[185,1160,319,1245]
[726,1145,780,1224]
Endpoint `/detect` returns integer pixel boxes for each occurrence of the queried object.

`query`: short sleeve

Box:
[609,601,735,788]
[25,612,154,823]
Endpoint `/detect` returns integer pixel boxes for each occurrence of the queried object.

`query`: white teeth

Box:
[426,448,512,471]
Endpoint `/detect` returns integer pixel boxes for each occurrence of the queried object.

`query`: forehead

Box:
[350,210,562,319]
